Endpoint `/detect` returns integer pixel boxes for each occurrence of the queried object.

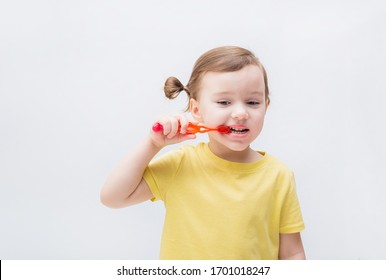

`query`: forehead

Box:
[199,65,265,96]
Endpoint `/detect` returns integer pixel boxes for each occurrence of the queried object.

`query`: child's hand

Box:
[149,115,196,148]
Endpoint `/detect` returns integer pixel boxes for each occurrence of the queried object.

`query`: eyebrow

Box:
[213,91,264,96]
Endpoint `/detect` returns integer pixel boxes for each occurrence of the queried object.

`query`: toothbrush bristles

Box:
[217,125,231,134]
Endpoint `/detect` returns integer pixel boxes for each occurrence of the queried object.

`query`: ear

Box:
[189,98,203,122]
[265,99,269,112]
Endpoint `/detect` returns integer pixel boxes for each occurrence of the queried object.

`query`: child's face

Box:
[190,65,268,153]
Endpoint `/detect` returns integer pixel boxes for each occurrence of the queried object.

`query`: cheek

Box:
[201,108,228,125]
[251,108,267,118]
[252,113,266,131]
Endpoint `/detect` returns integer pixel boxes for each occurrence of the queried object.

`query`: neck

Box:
[208,142,262,163]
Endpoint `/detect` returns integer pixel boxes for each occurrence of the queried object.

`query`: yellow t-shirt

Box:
[143,143,304,260]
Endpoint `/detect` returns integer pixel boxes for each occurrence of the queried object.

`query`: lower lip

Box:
[226,130,249,138]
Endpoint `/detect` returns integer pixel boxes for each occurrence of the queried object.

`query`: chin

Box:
[226,143,251,152]
[215,139,251,151]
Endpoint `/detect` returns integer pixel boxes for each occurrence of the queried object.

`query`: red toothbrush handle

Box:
[152,122,164,132]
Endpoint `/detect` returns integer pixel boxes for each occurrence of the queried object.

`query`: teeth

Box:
[230,128,249,134]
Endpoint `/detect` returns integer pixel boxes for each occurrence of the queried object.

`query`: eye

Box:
[246,100,260,106]
[217,100,231,106]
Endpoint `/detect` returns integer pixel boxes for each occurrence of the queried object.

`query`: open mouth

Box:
[229,127,249,134]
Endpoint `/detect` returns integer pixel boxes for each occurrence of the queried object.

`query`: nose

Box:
[231,104,249,120]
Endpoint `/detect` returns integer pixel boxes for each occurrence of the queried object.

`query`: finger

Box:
[179,115,190,134]
[161,119,171,136]
[178,133,196,142]
[167,117,180,139]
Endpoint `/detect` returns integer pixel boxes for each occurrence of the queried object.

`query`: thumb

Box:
[177,133,197,142]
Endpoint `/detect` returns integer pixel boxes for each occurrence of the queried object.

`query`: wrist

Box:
[146,134,165,151]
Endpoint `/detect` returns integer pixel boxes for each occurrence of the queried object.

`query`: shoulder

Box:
[150,144,200,164]
[260,152,295,184]
[173,143,200,158]
[262,153,293,173]
[174,143,205,158]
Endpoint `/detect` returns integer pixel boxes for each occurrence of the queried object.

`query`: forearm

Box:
[279,250,306,260]
[278,233,306,260]
[101,115,196,208]
[100,136,161,207]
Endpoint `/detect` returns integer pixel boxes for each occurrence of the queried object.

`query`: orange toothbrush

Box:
[152,122,230,134]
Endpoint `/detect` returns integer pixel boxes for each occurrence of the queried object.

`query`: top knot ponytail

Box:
[164,76,190,99]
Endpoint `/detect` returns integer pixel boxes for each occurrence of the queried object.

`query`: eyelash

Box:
[216,100,260,106]
[247,101,260,105]
[217,100,231,105]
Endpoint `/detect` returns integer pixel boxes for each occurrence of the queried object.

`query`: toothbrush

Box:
[152,122,230,134]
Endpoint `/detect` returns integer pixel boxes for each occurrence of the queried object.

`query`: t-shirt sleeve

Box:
[143,148,184,202]
[279,172,305,233]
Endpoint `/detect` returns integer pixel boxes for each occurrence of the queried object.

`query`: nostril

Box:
[231,111,249,119]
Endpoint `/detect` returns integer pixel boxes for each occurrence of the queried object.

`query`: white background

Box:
[1,0,385,260]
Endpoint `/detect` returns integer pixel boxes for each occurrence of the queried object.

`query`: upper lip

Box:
[228,125,249,130]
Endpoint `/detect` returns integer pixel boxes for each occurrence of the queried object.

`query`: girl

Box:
[101,46,305,260]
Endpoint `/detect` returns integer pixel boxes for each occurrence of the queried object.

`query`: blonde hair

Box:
[164,46,270,111]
